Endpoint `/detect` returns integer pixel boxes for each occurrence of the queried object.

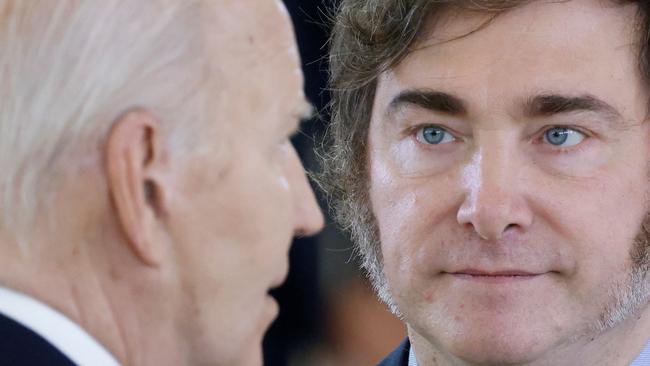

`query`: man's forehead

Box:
[197,0,306,132]
[199,0,300,75]
[374,0,648,126]
[201,0,292,42]
[392,0,641,87]
[414,0,639,47]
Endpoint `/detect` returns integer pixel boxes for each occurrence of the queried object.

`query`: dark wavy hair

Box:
[317,0,650,312]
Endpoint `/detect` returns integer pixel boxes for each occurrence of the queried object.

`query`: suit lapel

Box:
[376,338,410,366]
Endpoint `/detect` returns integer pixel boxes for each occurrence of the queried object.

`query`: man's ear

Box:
[105,109,170,267]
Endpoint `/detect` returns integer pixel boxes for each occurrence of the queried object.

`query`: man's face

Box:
[368,0,650,364]
[164,1,323,365]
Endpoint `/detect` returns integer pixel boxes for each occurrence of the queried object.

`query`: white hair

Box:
[0,0,211,250]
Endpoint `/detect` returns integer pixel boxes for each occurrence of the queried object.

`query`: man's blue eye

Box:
[417,126,455,145]
[543,127,585,147]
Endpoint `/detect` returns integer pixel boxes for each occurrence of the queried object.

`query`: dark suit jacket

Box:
[377,338,410,366]
[0,312,77,366]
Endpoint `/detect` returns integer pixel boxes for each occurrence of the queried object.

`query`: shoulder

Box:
[0,312,76,366]
[376,338,411,366]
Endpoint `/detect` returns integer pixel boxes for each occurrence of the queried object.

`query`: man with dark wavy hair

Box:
[320,0,650,365]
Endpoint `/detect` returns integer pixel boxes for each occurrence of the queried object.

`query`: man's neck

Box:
[0,245,131,364]
[408,309,650,366]
[0,286,121,365]
[0,212,190,366]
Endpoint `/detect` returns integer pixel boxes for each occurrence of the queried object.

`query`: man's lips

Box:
[450,269,540,276]
[444,269,547,283]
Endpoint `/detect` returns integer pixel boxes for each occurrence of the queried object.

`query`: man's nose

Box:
[287,146,324,237]
[456,145,533,241]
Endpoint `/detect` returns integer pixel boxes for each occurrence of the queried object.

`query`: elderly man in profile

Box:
[0,1,323,365]
[320,0,650,365]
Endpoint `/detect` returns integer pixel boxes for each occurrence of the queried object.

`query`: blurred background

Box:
[263,1,407,365]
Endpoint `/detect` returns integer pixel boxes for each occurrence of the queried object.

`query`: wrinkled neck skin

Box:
[408,308,650,366]
[0,184,187,366]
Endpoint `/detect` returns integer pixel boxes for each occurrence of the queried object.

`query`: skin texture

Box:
[0,1,323,366]
[163,2,323,365]
[368,1,650,365]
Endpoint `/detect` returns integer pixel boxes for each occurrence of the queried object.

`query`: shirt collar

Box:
[0,286,121,366]
[408,344,419,366]
[630,339,650,366]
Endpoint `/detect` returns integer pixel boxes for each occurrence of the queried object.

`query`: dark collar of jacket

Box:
[0,312,76,366]
[377,338,410,366]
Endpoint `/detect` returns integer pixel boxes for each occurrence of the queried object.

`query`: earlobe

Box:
[105,108,169,267]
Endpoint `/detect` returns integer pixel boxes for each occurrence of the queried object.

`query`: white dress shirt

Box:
[0,286,121,366]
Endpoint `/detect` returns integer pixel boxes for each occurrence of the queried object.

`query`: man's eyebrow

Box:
[386,90,623,125]
[525,94,622,121]
[387,89,467,116]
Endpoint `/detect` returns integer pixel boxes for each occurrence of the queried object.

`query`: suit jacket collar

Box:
[0,286,120,366]
[0,311,77,365]
[377,338,410,366]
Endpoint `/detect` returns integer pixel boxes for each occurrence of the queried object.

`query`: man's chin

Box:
[409,316,564,366]
[446,334,549,365]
